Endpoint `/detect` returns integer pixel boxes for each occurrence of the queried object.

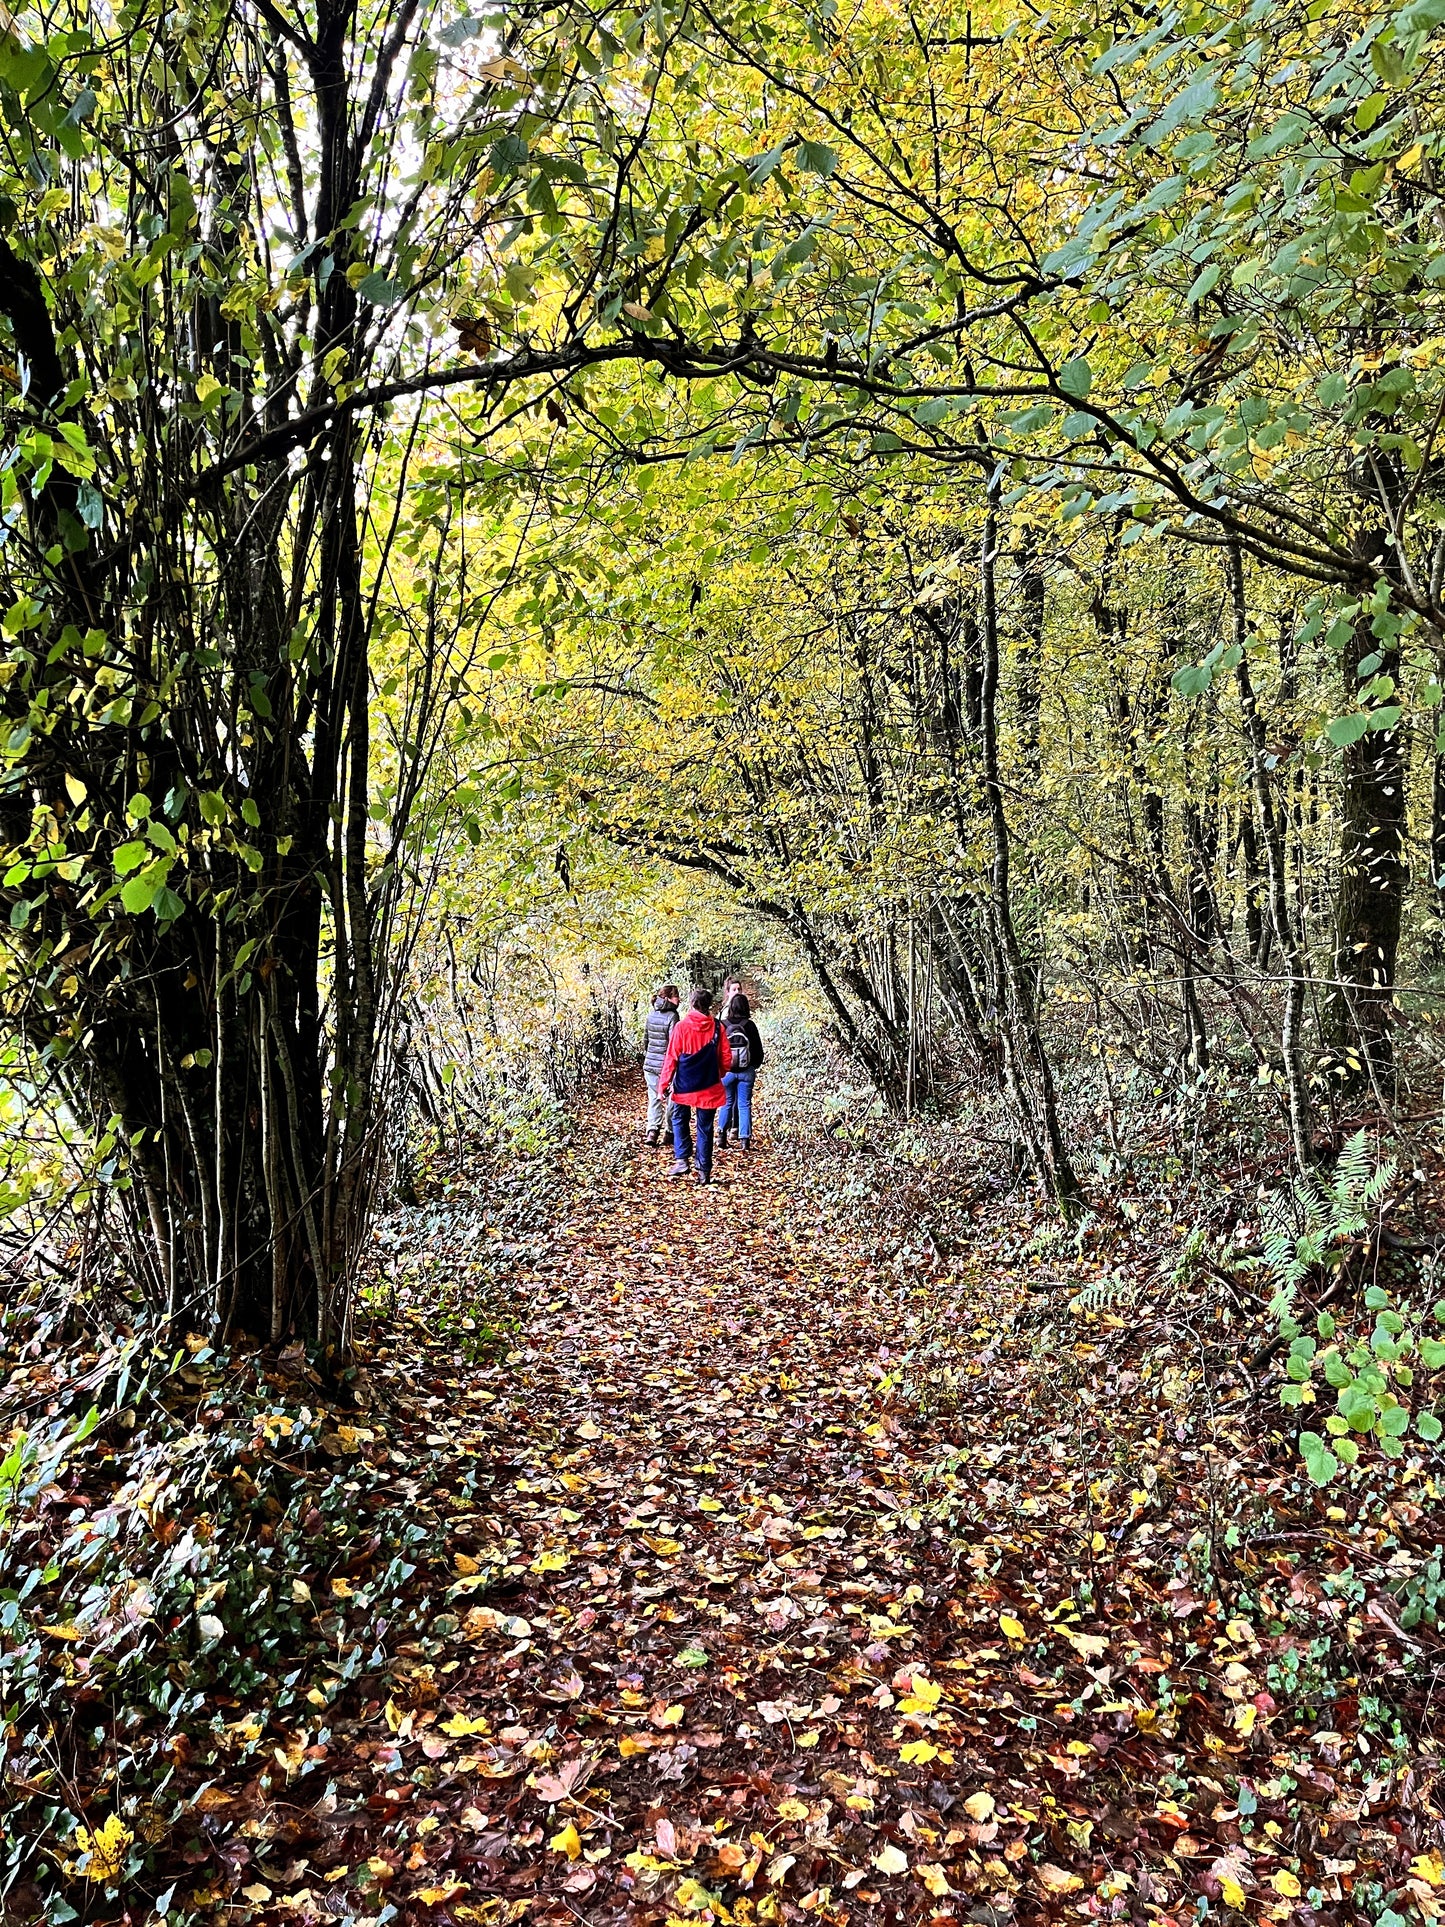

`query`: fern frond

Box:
[1069,1276,1138,1316]
[1335,1129,1371,1197]
[1361,1158,1398,1207]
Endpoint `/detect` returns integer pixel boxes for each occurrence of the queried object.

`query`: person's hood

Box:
[672,1007,719,1046]
[652,996,669,1010]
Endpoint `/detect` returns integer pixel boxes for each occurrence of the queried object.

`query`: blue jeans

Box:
[720,1070,756,1140]
[672,1104,716,1176]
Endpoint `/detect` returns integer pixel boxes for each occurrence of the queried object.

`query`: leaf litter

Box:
[3,1072,1442,1925]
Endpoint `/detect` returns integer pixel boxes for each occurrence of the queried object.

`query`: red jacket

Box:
[659,1008,733,1109]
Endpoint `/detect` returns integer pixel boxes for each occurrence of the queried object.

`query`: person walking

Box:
[641,984,680,1147]
[718,992,764,1151]
[658,987,732,1184]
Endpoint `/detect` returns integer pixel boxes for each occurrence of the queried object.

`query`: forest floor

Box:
[8,1070,1442,1926]
[187,1070,1437,1927]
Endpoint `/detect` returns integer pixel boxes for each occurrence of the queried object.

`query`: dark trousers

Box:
[672,1103,716,1175]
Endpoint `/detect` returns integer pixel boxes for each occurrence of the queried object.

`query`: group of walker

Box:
[641,979,765,1185]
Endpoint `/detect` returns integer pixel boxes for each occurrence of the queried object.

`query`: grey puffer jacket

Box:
[642,1001,678,1074]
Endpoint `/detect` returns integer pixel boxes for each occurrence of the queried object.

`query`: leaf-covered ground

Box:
[7,1072,1443,1925]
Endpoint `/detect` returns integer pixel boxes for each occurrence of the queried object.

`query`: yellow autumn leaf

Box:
[655,1702,685,1727]
[963,1791,995,1822]
[899,1740,938,1764]
[454,1552,480,1575]
[698,1495,722,1512]
[1413,1852,1445,1888]
[440,1713,491,1737]
[416,1882,469,1906]
[1271,1869,1302,1898]
[873,1844,908,1875]
[77,1814,134,1884]
[918,1863,951,1897]
[643,1534,682,1556]
[776,1798,809,1821]
[1036,1864,1084,1894]
[1220,1874,1247,1910]
[531,1548,569,1572]
[999,1613,1025,1642]
[551,1821,583,1860]
[1235,1702,1257,1735]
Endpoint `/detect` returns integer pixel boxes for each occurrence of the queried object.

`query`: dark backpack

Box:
[674,1020,722,1094]
[725,1020,752,1071]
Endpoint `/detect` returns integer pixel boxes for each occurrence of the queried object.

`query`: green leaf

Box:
[1354,91,1388,132]
[1185,262,1221,305]
[199,790,228,826]
[1419,1337,1445,1368]
[1365,1285,1390,1309]
[1325,713,1371,746]
[357,271,401,307]
[1004,404,1055,434]
[1418,1410,1443,1441]
[112,840,148,876]
[1397,0,1445,32]
[1058,358,1093,400]
[796,140,838,178]
[120,872,158,914]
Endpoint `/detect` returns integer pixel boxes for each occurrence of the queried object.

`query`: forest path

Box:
[362,1071,1014,1926]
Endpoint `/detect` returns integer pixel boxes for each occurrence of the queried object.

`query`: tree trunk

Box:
[980,497,1083,1211]
[1228,542,1314,1172]
[1327,529,1406,1085]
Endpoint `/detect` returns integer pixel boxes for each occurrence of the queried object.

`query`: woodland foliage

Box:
[4,0,1445,1303]
[5,0,1445,1909]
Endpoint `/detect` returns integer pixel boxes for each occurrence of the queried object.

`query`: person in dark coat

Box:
[718,992,764,1151]
[641,985,680,1147]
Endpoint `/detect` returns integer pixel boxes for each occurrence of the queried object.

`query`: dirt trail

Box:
[245,1075,1413,1926]
[357,1074,1002,1926]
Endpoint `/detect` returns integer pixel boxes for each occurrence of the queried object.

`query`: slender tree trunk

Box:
[1327,528,1407,1084]
[1014,529,1044,781]
[981,497,1083,1210]
[1228,542,1314,1172]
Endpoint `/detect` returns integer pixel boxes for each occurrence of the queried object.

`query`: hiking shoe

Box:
[739,1137,751,1151]
[696,1168,711,1184]
[645,1130,660,1148]
[717,1129,730,1151]
[668,1159,689,1178]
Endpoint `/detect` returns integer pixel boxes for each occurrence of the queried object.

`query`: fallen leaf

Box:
[551,1821,582,1861]
[1036,1864,1084,1895]
[873,1844,908,1876]
[441,1713,491,1737]
[963,1792,995,1822]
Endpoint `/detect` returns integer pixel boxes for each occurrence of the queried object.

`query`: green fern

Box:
[1261,1130,1396,1314]
[1069,1275,1137,1316]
